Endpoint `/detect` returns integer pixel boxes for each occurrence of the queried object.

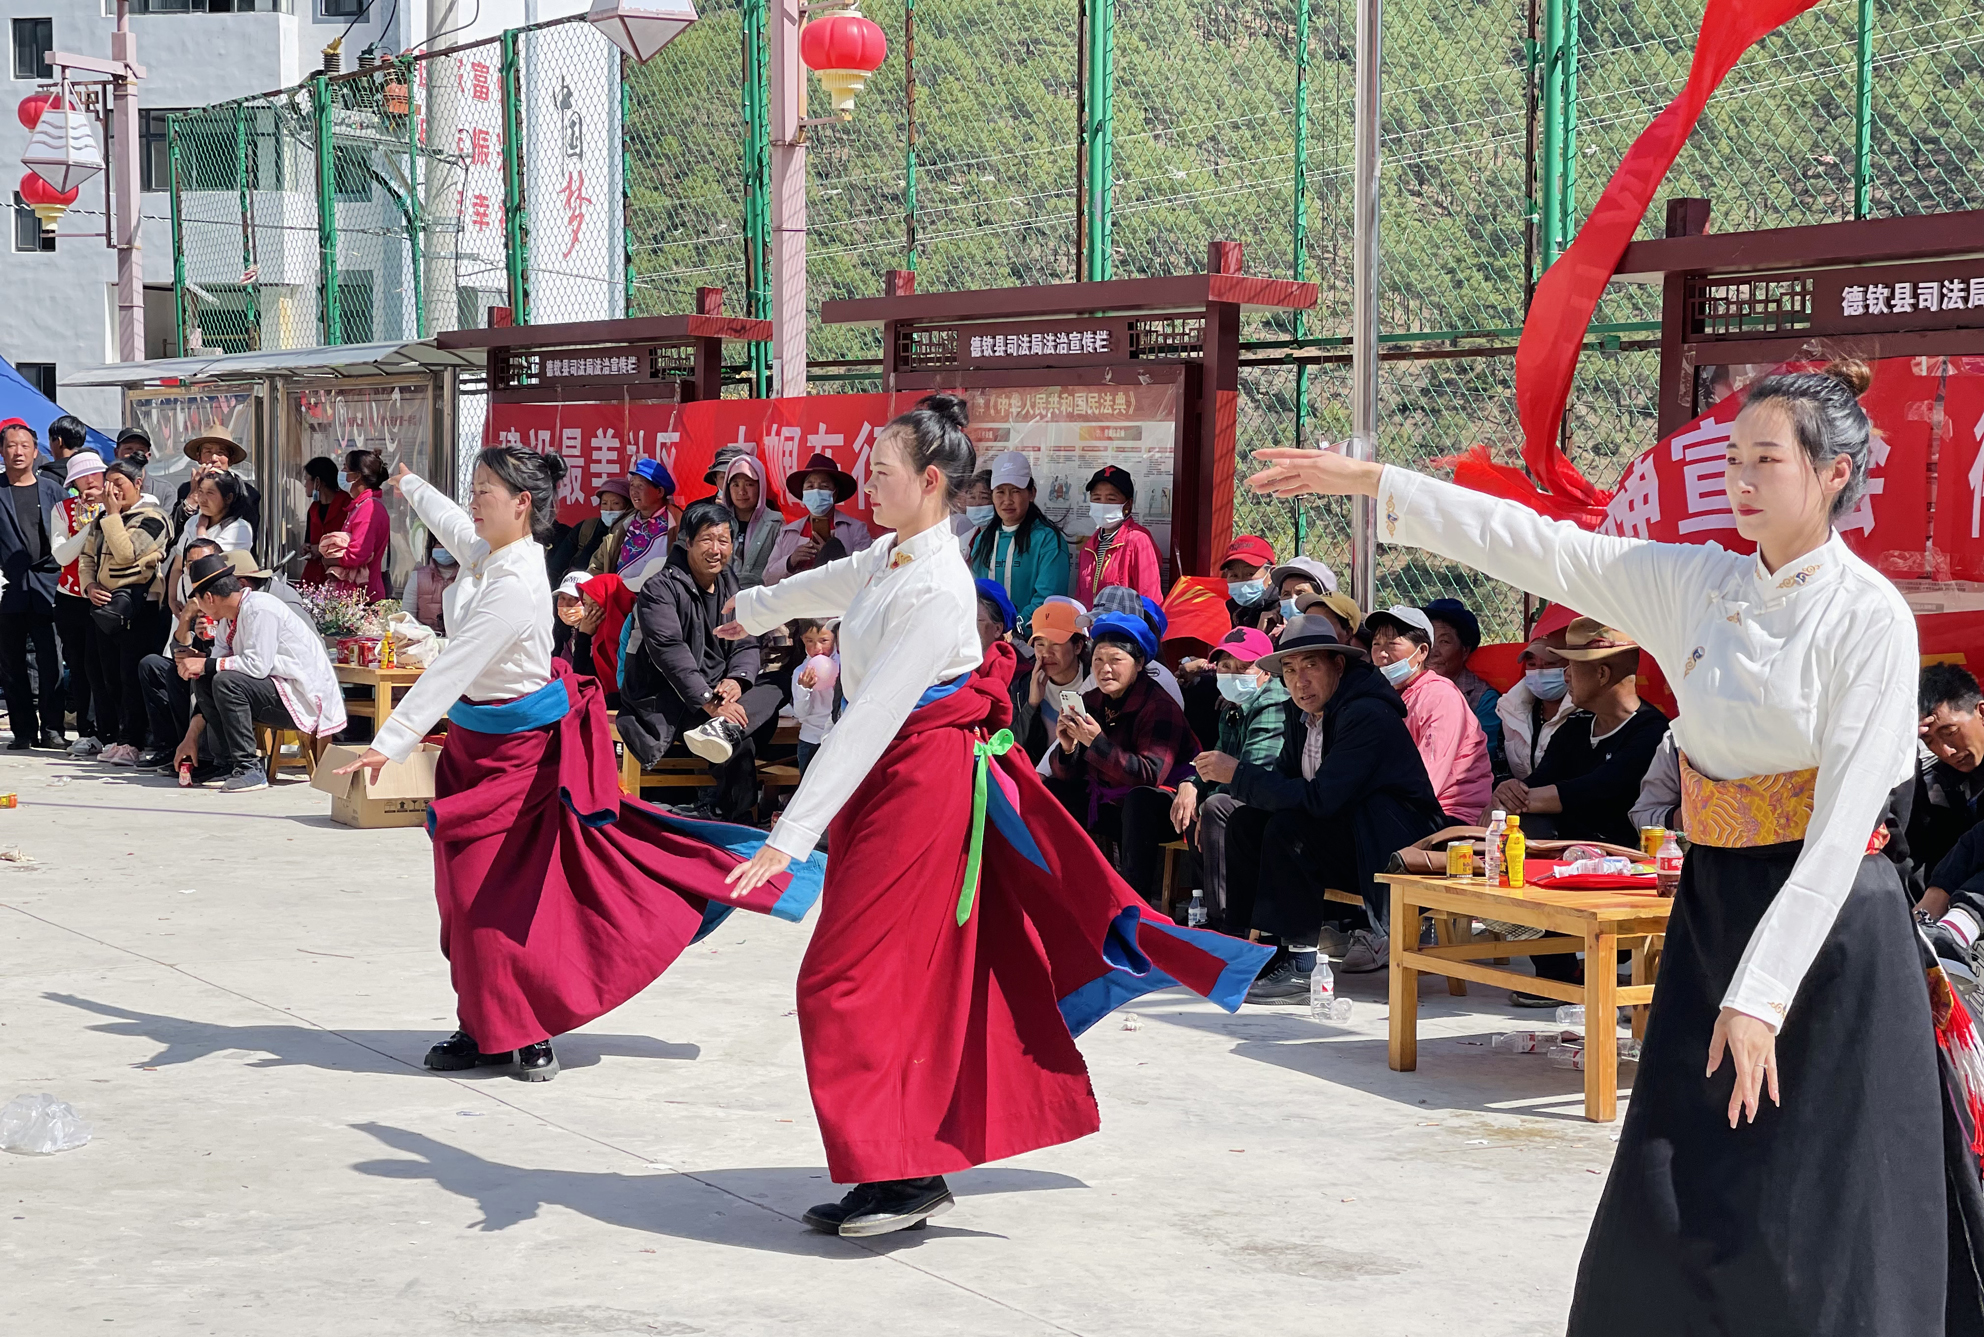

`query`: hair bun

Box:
[1822,357,1873,397]
[916,392,970,431]
[541,450,570,482]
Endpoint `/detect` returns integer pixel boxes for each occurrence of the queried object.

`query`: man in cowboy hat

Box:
[1192,614,1445,997]
[173,427,261,545]
[176,551,344,792]
[764,450,873,585]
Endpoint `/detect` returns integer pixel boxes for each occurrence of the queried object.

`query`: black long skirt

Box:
[1570,841,1984,1337]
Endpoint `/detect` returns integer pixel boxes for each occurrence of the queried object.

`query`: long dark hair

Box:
[971,498,1064,567]
[476,445,567,544]
[201,470,256,528]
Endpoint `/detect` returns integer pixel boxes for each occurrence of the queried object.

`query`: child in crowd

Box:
[788,618,841,775]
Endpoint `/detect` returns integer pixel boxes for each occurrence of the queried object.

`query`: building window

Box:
[140,108,175,192]
[11,18,53,81]
[337,273,375,342]
[321,0,364,16]
[16,364,57,399]
[130,0,294,12]
[12,192,54,252]
[332,143,373,201]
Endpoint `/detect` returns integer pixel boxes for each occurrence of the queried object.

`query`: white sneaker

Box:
[68,735,102,756]
[104,744,138,766]
[1341,928,1391,973]
[683,717,744,766]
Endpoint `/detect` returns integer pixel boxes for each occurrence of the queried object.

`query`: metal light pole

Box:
[1347,0,1380,613]
[768,0,807,397]
[110,0,142,360]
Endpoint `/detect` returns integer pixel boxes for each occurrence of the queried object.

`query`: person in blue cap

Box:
[974,577,1029,723]
[592,456,678,589]
[1047,610,1201,904]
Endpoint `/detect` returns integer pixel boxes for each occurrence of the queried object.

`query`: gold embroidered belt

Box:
[1678,753,1888,854]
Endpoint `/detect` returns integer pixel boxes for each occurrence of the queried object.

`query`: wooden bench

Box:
[256,725,322,781]
[610,723,714,799]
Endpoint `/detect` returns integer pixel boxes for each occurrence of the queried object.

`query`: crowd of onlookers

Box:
[11,416,1984,1012]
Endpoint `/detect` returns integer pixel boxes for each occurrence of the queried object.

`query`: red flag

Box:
[1514,0,1824,517]
[1160,576,1233,648]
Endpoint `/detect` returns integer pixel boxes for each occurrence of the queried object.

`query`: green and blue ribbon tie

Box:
[957,728,1017,926]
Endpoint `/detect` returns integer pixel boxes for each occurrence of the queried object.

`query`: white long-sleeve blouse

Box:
[1377,465,1918,1031]
[734,519,982,860]
[371,476,554,762]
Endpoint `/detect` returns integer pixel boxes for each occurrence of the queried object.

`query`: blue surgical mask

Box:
[1227,578,1266,606]
[1525,666,1568,700]
[1216,672,1261,704]
[1380,657,1417,687]
[802,488,835,517]
[965,504,996,527]
[430,548,456,566]
[336,470,352,490]
[1088,502,1124,527]
[1279,597,1298,621]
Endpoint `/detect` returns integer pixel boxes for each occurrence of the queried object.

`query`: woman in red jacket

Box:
[1074,465,1161,604]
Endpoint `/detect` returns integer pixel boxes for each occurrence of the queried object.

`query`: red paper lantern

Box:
[800,9,887,114]
[18,170,79,234]
[16,92,57,130]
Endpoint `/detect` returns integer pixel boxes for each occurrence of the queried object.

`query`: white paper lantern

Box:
[21,95,104,197]
[587,0,698,64]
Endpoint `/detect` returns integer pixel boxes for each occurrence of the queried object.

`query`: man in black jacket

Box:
[1193,615,1446,1001]
[617,500,782,821]
[0,418,66,748]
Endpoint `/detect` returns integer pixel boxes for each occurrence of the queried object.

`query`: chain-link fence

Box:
[173,0,1984,635]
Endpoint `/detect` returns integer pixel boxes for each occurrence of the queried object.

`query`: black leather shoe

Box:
[511,1040,559,1081]
[134,748,172,768]
[423,1031,515,1072]
[6,737,33,751]
[832,1177,953,1237]
[39,730,65,749]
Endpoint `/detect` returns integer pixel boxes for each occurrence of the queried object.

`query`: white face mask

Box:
[598,506,626,525]
[965,504,996,527]
[336,470,352,490]
[430,548,456,566]
[803,489,835,517]
[1089,502,1125,527]
[1216,672,1261,704]
[1525,666,1569,700]
[1380,657,1417,688]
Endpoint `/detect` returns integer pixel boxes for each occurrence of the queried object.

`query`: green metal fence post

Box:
[1854,0,1873,219]
[742,0,773,395]
[314,74,342,345]
[169,113,186,357]
[1082,0,1115,282]
[234,102,260,347]
[1561,0,1578,244]
[500,28,529,323]
[403,59,426,338]
[1291,0,1312,551]
[904,0,917,274]
[1539,0,1565,265]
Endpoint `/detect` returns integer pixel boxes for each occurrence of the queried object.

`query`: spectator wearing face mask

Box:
[1219,535,1279,630]
[1170,626,1291,932]
[547,479,629,583]
[1422,598,1503,773]
[1264,556,1339,634]
[1364,605,1492,825]
[953,469,994,554]
[1075,466,1160,604]
[300,456,349,586]
[1497,610,1576,781]
[592,459,680,590]
[969,452,1070,626]
[402,533,462,635]
[765,451,873,585]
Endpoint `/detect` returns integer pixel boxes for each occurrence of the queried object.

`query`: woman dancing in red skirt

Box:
[719,395,1271,1238]
[335,447,824,1082]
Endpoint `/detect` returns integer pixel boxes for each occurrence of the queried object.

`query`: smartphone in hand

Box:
[1058,688,1087,719]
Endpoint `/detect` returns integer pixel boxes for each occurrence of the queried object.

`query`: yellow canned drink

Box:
[1446,839,1473,878]
[1640,826,1666,858]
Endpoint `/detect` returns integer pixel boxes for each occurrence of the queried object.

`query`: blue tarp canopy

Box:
[0,355,116,458]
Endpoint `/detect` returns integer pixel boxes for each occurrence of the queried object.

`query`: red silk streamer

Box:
[1514,0,1823,516]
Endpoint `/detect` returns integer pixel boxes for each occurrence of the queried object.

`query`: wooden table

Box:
[335,664,426,735]
[1381,873,1674,1122]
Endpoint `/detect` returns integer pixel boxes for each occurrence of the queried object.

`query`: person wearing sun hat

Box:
[1169,625,1292,931]
[172,426,261,547]
[765,449,873,585]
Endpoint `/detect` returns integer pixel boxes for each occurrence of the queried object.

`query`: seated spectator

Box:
[1292,587,1361,647]
[546,478,628,582]
[953,468,995,551]
[1048,611,1198,904]
[766,451,873,584]
[79,460,171,766]
[174,552,345,791]
[1630,728,1682,836]
[1075,466,1161,604]
[720,455,782,590]
[617,500,782,821]
[788,618,840,776]
[1170,626,1291,932]
[1498,626,1573,780]
[1912,664,1984,880]
[1016,597,1088,763]
[1205,615,1444,998]
[1220,534,1278,629]
[1265,556,1338,634]
[970,452,1071,627]
[974,577,1018,654]
[1364,604,1492,825]
[1423,597,1503,773]
[1091,584,1186,708]
[300,455,349,585]
[401,533,461,635]
[139,535,226,769]
[593,458,678,589]
[51,449,108,755]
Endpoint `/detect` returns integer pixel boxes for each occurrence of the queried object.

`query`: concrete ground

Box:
[0,748,1625,1336]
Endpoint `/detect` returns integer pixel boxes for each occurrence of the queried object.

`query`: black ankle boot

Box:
[511,1040,559,1082]
[805,1176,953,1237]
[423,1031,515,1072]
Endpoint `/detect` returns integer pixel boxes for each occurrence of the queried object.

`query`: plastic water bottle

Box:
[1555,1004,1585,1031]
[1310,960,1353,1023]
[1492,1030,1555,1054]
[1483,810,1507,888]
[1187,890,1207,927]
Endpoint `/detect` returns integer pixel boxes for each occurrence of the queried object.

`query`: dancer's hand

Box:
[389,461,413,493]
[334,748,390,783]
[712,621,750,641]
[1707,1006,1779,1127]
[725,844,791,898]
[1247,445,1384,499]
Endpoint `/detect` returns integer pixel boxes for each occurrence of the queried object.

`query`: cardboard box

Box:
[311,743,441,829]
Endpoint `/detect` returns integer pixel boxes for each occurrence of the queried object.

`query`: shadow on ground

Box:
[43,993,700,1074]
[350,1123,1086,1255]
